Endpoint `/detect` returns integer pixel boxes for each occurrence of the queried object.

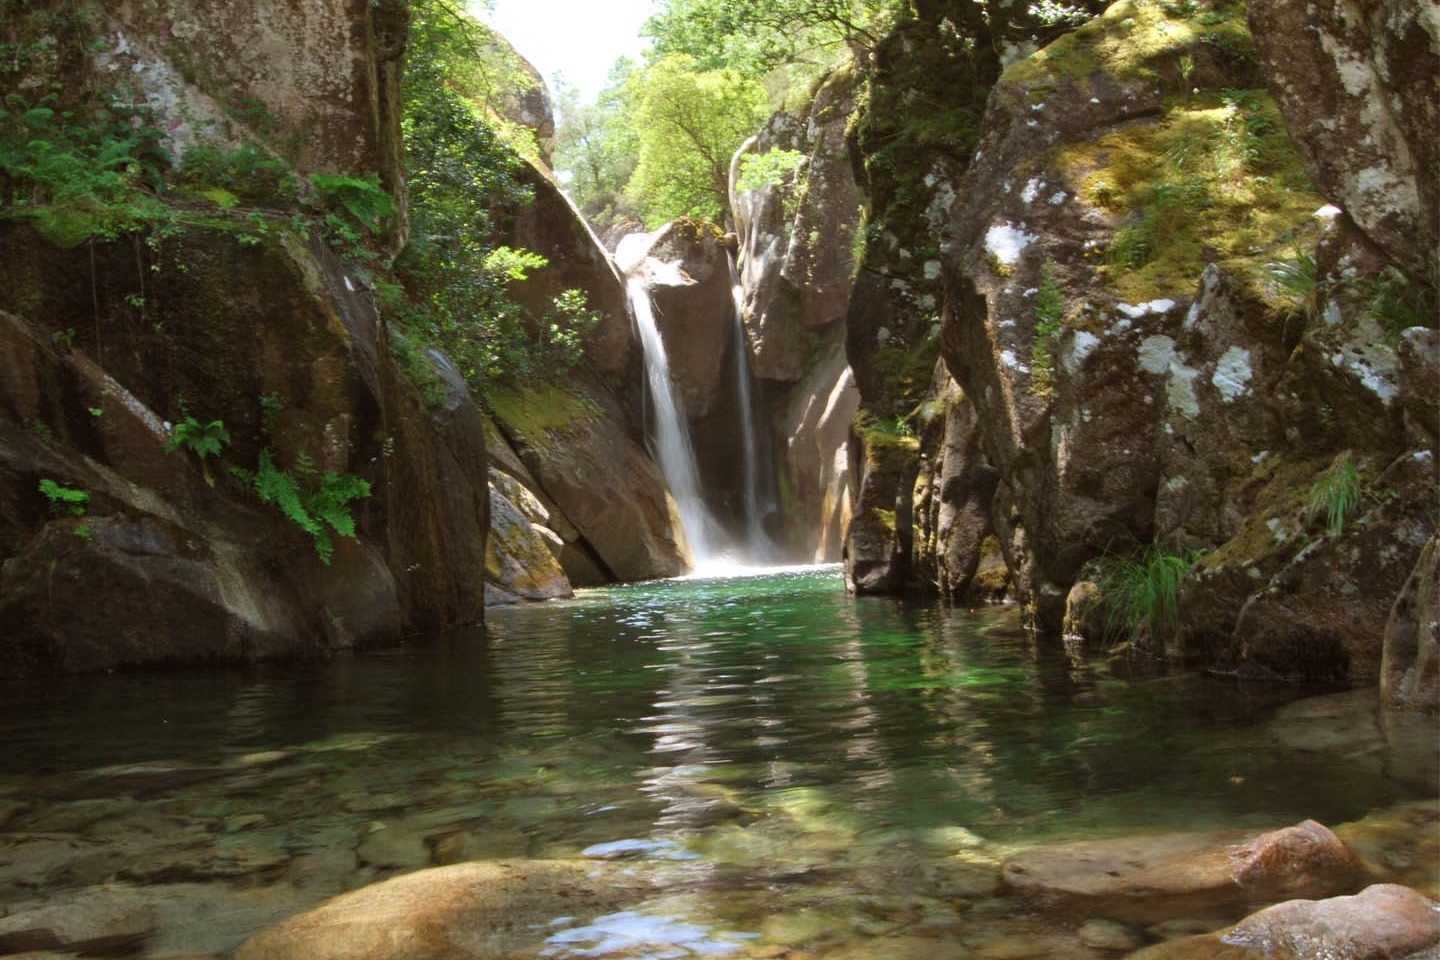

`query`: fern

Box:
[309,172,395,233]
[253,448,370,563]
[165,416,231,485]
[38,478,89,516]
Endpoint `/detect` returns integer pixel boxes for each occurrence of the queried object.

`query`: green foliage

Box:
[1266,249,1320,322]
[552,67,641,233]
[252,448,370,564]
[38,477,89,516]
[0,93,171,245]
[1029,259,1066,395]
[166,415,232,486]
[736,148,806,193]
[178,142,296,204]
[309,172,396,233]
[1308,452,1361,538]
[624,55,769,226]
[1029,1,1099,26]
[644,0,902,76]
[1096,545,1197,645]
[1362,265,1437,342]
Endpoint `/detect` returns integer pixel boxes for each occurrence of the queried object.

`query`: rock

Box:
[1382,535,1439,712]
[356,822,433,870]
[776,330,860,562]
[0,885,155,954]
[1135,884,1440,960]
[1001,820,1362,924]
[1247,0,1437,276]
[1063,581,1102,639]
[430,828,531,864]
[1223,883,1440,959]
[489,382,687,582]
[0,224,492,676]
[234,861,644,960]
[1145,916,1231,941]
[485,473,573,604]
[1077,919,1141,952]
[1335,800,1440,899]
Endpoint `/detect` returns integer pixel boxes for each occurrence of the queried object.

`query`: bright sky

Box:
[476,0,656,106]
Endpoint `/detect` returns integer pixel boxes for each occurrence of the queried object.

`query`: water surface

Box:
[0,567,1424,955]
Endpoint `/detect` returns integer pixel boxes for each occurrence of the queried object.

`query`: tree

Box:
[623,55,768,227]
[644,0,903,74]
[552,63,641,232]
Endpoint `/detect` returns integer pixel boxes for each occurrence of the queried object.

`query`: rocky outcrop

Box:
[1247,0,1437,278]
[733,66,865,384]
[487,382,687,585]
[485,469,572,605]
[776,331,859,562]
[0,226,489,675]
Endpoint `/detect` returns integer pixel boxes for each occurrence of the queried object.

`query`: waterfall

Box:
[727,253,771,556]
[626,277,721,564]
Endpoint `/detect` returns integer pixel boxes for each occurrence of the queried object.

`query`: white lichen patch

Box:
[1049,191,1069,205]
[1001,349,1030,374]
[924,260,942,280]
[984,222,1036,266]
[1137,335,1176,375]
[1065,331,1102,375]
[1022,178,1042,204]
[1168,360,1201,419]
[1314,203,1343,219]
[1211,346,1253,403]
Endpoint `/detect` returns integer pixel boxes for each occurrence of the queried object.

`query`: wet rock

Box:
[485,473,573,604]
[356,823,434,870]
[1001,820,1362,924]
[234,860,644,960]
[1382,535,1439,713]
[431,828,531,864]
[1134,884,1440,960]
[1222,883,1440,959]
[0,885,155,954]
[119,842,290,883]
[1077,918,1141,951]
[1335,800,1440,899]
[1145,916,1231,941]
[286,849,365,895]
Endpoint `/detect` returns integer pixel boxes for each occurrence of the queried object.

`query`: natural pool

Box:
[0,566,1432,956]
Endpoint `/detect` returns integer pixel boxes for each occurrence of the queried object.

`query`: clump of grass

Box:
[1308,452,1360,538]
[1030,258,1066,396]
[1096,544,1197,644]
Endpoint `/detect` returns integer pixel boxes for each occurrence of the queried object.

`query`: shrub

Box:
[736,148,805,193]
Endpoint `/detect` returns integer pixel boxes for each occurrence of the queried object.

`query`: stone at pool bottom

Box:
[1128,883,1440,959]
[1000,819,1363,925]
[234,860,646,960]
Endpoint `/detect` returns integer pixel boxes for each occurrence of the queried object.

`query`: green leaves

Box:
[736,148,805,194]
[166,416,231,486]
[38,478,89,516]
[309,172,396,233]
[1308,452,1361,539]
[1096,545,1200,645]
[254,448,371,564]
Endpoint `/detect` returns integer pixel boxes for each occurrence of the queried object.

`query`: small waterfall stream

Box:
[625,276,721,564]
[727,253,771,557]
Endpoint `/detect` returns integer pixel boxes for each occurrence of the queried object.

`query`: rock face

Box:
[485,469,572,605]
[0,228,489,675]
[235,861,645,960]
[1001,820,1363,925]
[1247,0,1437,277]
[1382,536,1439,712]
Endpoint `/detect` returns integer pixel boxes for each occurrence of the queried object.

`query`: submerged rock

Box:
[0,885,155,954]
[234,861,646,960]
[1001,820,1362,924]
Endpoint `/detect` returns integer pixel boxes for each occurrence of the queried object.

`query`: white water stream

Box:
[727,253,771,557]
[624,275,722,564]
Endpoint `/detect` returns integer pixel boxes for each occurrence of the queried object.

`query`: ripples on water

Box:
[0,566,1424,955]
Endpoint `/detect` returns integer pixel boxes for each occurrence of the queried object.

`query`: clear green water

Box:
[0,567,1424,956]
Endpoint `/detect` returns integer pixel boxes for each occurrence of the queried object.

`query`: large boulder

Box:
[235,861,646,960]
[488,382,687,584]
[1001,820,1363,925]
[485,468,572,605]
[1132,884,1440,960]
[0,227,490,675]
[1247,0,1437,277]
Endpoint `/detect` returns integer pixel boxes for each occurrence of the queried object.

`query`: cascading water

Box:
[625,275,721,564]
[727,253,772,557]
